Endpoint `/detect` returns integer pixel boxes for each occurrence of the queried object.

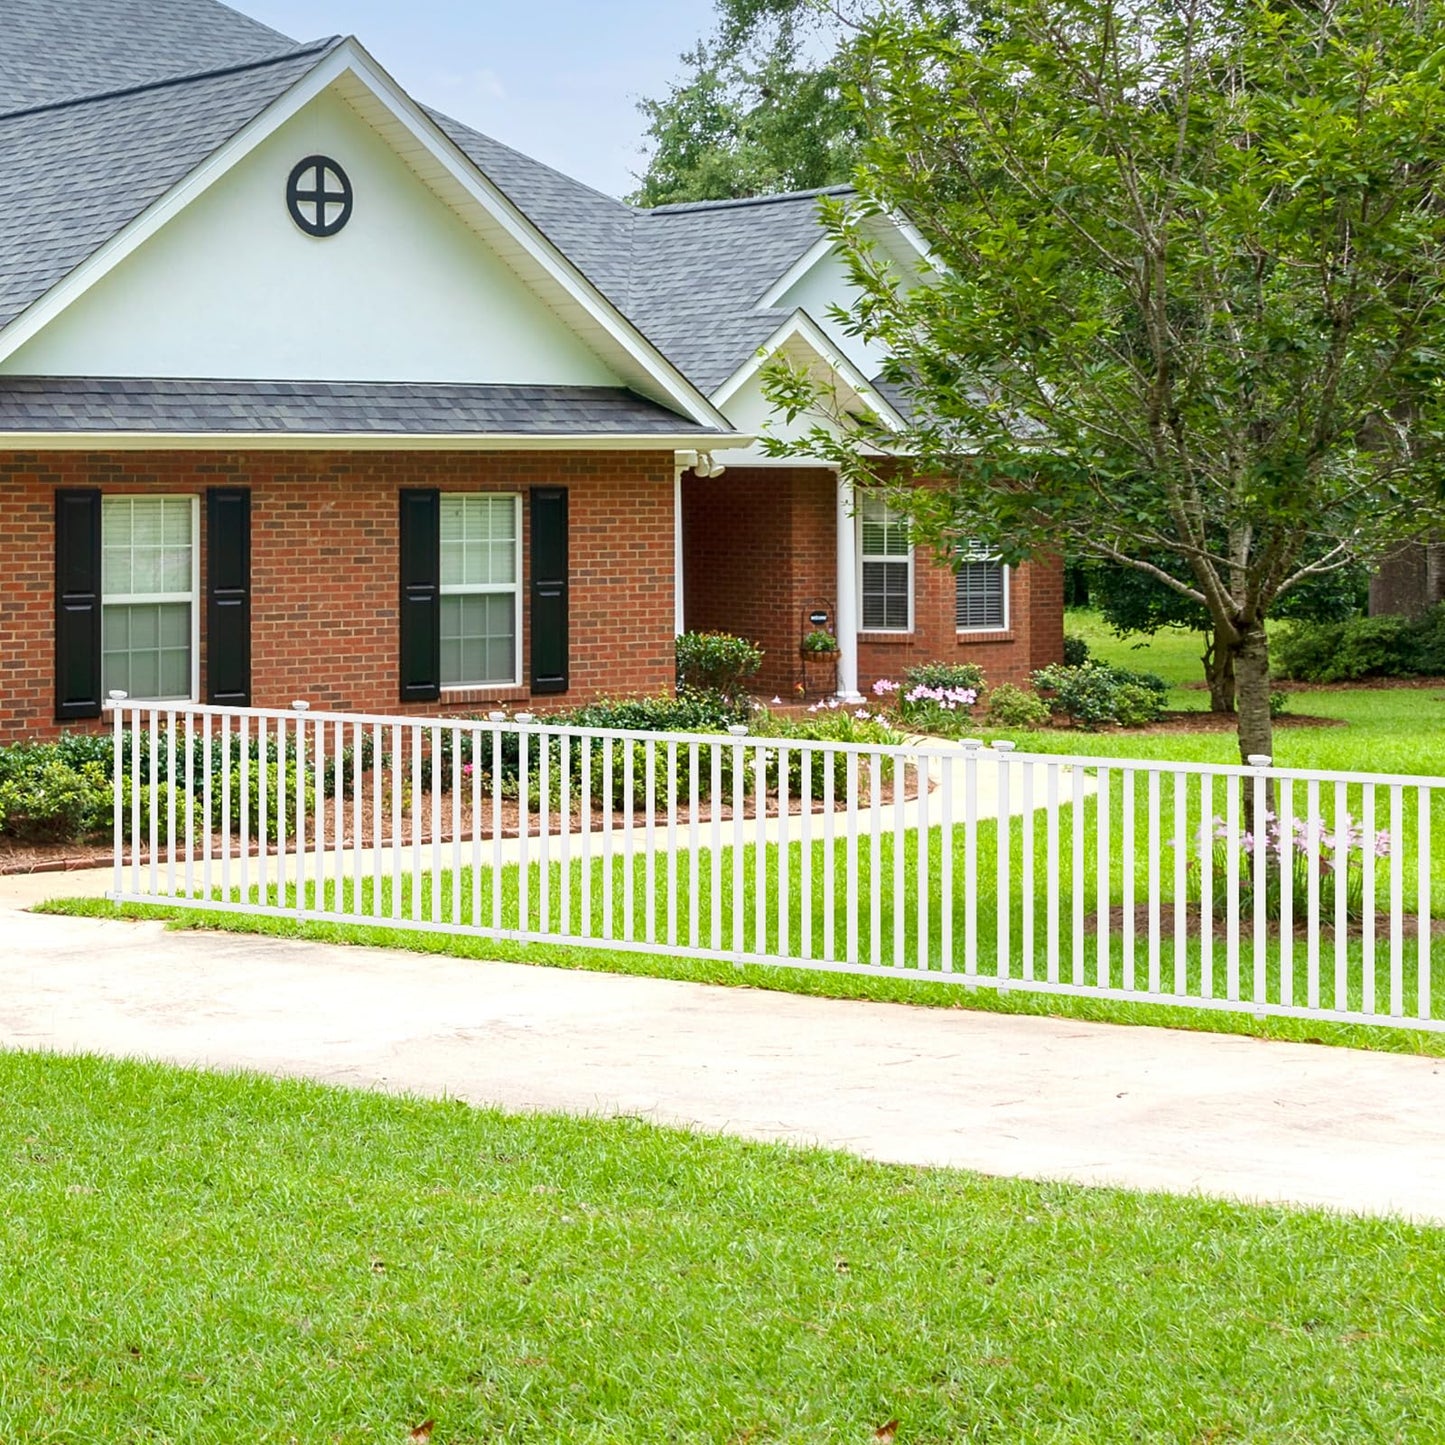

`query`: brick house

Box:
[0,0,1064,745]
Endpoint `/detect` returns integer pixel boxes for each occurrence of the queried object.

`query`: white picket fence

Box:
[105,697,1444,1032]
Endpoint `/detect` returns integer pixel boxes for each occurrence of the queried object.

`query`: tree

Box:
[630,1,864,205]
[1088,553,1369,712]
[767,0,1445,761]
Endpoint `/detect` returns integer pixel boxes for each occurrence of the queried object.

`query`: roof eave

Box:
[0,429,753,453]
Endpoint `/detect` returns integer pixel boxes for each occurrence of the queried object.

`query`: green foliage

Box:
[1273,613,1432,683]
[564,692,748,735]
[800,628,838,654]
[764,0,1445,757]
[760,706,903,797]
[1032,663,1168,730]
[674,631,763,706]
[1062,633,1091,667]
[902,661,985,694]
[985,682,1053,729]
[0,757,109,844]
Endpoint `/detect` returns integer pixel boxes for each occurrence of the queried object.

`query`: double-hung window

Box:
[439,493,522,688]
[955,544,1008,632]
[102,496,198,701]
[858,495,912,631]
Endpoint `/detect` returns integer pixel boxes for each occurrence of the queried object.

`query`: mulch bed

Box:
[1,765,930,878]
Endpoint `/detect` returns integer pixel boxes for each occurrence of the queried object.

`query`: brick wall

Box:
[682,466,837,697]
[682,465,1067,698]
[0,448,676,743]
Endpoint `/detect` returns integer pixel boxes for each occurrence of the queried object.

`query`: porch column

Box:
[835,469,862,699]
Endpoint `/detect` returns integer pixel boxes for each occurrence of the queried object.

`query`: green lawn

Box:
[1,1049,1442,1443]
[1050,611,1445,775]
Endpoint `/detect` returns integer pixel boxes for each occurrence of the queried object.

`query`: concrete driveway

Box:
[2,866,1443,1223]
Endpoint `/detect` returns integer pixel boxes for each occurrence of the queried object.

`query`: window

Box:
[439,494,521,687]
[858,495,912,631]
[955,544,1008,631]
[102,496,198,701]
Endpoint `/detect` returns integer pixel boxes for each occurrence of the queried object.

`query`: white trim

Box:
[0,39,730,432]
[673,463,686,637]
[0,430,750,453]
[856,494,914,635]
[709,309,907,431]
[101,494,201,703]
[754,236,834,311]
[834,471,861,701]
[438,493,523,690]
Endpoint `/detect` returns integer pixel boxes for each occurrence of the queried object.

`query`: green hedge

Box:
[1274,604,1445,683]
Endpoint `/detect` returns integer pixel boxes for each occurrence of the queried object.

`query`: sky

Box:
[236,1,719,199]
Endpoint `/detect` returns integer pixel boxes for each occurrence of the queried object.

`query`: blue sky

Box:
[236,1,718,199]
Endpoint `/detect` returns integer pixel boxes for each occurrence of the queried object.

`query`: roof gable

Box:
[2,85,622,387]
[0,39,728,426]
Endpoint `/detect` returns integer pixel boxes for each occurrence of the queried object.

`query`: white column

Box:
[673,463,687,637]
[835,470,862,699]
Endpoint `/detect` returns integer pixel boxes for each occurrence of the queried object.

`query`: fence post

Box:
[107,691,128,900]
[961,738,982,979]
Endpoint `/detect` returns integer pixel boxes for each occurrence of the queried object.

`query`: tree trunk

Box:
[1202,624,1236,713]
[1231,624,1275,764]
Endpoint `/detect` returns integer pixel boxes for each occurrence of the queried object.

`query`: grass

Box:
[1,1048,1443,1443]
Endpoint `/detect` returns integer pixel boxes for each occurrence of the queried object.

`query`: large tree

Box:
[767,0,1445,760]
[630,0,864,205]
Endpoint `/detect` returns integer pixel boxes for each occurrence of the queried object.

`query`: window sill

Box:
[439,685,529,707]
[955,630,1014,644]
[857,631,914,643]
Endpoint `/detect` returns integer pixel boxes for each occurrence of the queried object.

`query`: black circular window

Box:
[286,155,353,237]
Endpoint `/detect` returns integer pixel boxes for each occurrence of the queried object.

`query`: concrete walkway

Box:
[2,866,1442,1224]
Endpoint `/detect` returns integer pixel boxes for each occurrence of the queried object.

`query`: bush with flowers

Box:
[1190,811,1392,923]
[868,662,985,736]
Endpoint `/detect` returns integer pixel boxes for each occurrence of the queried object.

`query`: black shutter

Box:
[54,489,103,721]
[207,488,252,705]
[530,487,569,694]
[399,489,441,703]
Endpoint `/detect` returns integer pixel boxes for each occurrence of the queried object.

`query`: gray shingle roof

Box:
[0,44,341,334]
[0,0,305,111]
[0,377,724,437]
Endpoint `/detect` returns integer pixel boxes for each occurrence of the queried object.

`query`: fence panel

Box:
[106,696,1444,1033]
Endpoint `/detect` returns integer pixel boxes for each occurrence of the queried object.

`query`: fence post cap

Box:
[993,740,1017,753]
[514,712,535,724]
[1246,753,1272,768]
[488,710,508,721]
[727,724,750,736]
[106,690,128,702]
[291,700,310,712]
[960,737,984,751]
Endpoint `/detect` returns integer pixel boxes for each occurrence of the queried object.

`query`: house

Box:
[0,0,1064,745]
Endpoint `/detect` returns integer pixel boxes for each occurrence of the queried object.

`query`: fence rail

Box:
[106,697,1444,1032]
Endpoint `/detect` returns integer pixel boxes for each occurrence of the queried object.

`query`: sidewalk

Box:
[3,866,1442,1224]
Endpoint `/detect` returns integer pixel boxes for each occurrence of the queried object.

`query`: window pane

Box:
[860,497,909,558]
[440,495,516,587]
[861,560,910,631]
[104,602,191,700]
[103,497,192,599]
[956,561,1006,630]
[439,592,517,686]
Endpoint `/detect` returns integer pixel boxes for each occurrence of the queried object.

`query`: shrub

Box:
[1032,662,1168,730]
[985,683,1053,729]
[0,757,110,843]
[1063,633,1092,667]
[903,661,986,694]
[1407,602,1445,677]
[675,631,763,703]
[870,662,985,736]
[1273,614,1414,683]
[761,707,903,798]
